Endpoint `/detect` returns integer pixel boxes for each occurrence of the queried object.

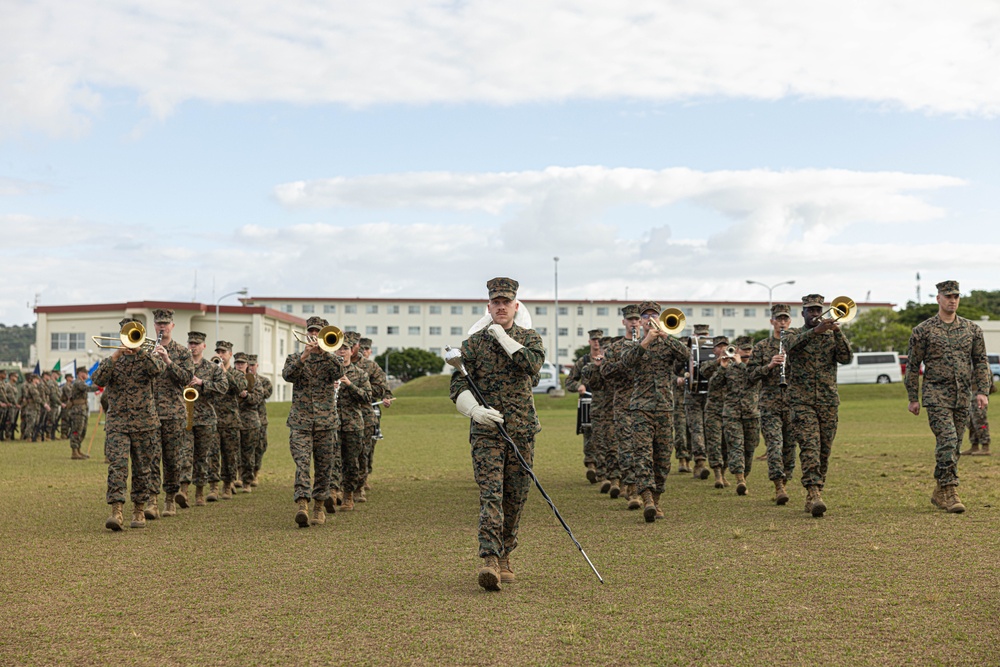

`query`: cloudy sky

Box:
[2,0,998,324]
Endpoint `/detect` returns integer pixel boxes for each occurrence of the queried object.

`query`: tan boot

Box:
[641,489,656,523]
[105,502,124,531]
[195,485,206,506]
[243,481,253,494]
[162,494,177,517]
[585,463,597,484]
[342,490,355,511]
[735,473,747,496]
[477,555,501,591]
[942,485,966,513]
[355,488,367,503]
[692,460,709,480]
[144,495,160,520]
[713,466,725,489]
[310,500,326,525]
[498,555,516,583]
[721,470,730,487]
[175,483,189,509]
[677,458,691,473]
[71,448,84,460]
[774,479,789,506]
[363,479,371,491]
[220,483,233,500]
[130,503,147,529]
[652,491,664,520]
[334,489,343,506]
[233,480,243,489]
[324,495,336,513]
[626,485,642,511]
[294,499,310,527]
[805,486,826,517]
[599,479,612,494]
[608,479,621,499]
[962,444,981,456]
[206,483,219,502]
[980,445,992,456]
[931,483,946,509]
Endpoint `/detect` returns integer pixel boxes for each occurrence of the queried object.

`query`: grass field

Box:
[0,381,998,666]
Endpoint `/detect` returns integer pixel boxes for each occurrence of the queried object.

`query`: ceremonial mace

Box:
[444,346,604,584]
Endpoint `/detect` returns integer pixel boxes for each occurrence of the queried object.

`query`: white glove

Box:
[455,390,504,428]
[487,323,525,358]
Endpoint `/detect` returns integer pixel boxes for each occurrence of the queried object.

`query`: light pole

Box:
[216,287,248,344]
[745,279,795,314]
[553,257,559,371]
[384,348,393,377]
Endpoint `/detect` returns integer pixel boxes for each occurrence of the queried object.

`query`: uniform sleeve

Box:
[166,347,195,387]
[282,354,304,383]
[510,329,545,376]
[228,368,248,395]
[343,369,372,405]
[581,363,604,390]
[202,364,229,396]
[904,326,925,403]
[833,329,853,365]
[972,326,990,396]
[92,357,116,387]
[564,357,585,392]
[449,339,474,402]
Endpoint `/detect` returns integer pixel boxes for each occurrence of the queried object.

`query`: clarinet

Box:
[778,330,788,388]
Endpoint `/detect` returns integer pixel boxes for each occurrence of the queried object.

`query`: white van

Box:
[838,351,903,385]
[533,362,561,394]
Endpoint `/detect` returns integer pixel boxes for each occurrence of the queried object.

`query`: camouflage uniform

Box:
[4,375,20,440]
[45,375,61,439]
[253,373,272,478]
[210,342,247,487]
[906,308,990,488]
[92,345,166,506]
[356,345,392,480]
[150,334,195,499]
[0,374,13,440]
[565,345,598,468]
[186,355,228,487]
[702,355,728,470]
[20,377,44,441]
[583,337,617,484]
[67,377,98,451]
[718,343,765,477]
[967,392,991,447]
[672,384,689,462]
[749,329,796,482]
[449,282,544,560]
[334,356,372,497]
[600,332,638,488]
[784,298,853,490]
[59,379,73,438]
[683,329,715,467]
[283,340,344,503]
[236,359,264,486]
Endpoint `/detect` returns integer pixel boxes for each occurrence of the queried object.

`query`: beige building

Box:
[34,301,307,401]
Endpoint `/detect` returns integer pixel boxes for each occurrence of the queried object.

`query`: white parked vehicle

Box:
[838,351,903,385]
[533,362,561,394]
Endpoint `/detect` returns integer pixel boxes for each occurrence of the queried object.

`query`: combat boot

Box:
[626,485,642,511]
[713,467,725,489]
[243,481,252,494]
[498,555,516,583]
[162,494,177,517]
[735,473,748,496]
[79,450,90,459]
[641,490,656,523]
[585,463,598,484]
[220,483,233,500]
[175,483,189,509]
[130,503,147,529]
[930,483,946,510]
[105,502,124,532]
[342,491,355,511]
[981,445,992,456]
[144,495,160,520]
[310,500,326,526]
[477,555,501,591]
[608,479,621,499]
[233,480,243,489]
[599,479,612,494]
[962,444,981,456]
[71,448,83,460]
[206,483,219,502]
[692,460,709,480]
[294,499,310,528]
[677,458,691,473]
[774,479,789,506]
[355,488,367,503]
[652,491,664,520]
[942,485,966,513]
[324,496,336,513]
[363,479,371,491]
[805,486,826,517]
[195,485,206,506]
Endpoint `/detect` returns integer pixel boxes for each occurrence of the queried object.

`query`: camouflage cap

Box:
[27,373,38,381]
[638,301,661,315]
[344,330,361,346]
[215,340,233,352]
[733,335,754,350]
[359,337,373,349]
[621,304,641,318]
[187,331,207,344]
[152,308,174,323]
[119,317,140,328]
[487,277,518,300]
[600,336,615,347]
[64,373,73,380]
[0,369,6,376]
[693,324,710,335]
[233,352,248,362]
[305,316,328,331]
[771,303,792,318]
[247,354,258,364]
[936,280,960,296]
[588,328,604,340]
[712,335,729,346]
[801,294,825,308]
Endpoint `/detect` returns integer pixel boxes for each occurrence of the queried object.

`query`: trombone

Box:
[92,321,161,352]
[650,308,686,336]
[813,295,858,326]
[293,325,344,352]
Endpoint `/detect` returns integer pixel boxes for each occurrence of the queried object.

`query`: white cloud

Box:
[2,0,998,137]
[0,178,51,197]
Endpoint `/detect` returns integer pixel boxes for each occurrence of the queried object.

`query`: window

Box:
[279,339,285,356]
[537,327,548,335]
[408,305,421,314]
[702,308,714,317]
[344,325,358,332]
[683,308,694,316]
[429,326,441,336]
[323,305,336,314]
[535,306,548,315]
[558,328,568,336]
[366,305,379,314]
[471,306,483,315]
[617,328,626,337]
[577,306,584,316]
[51,332,86,351]
[429,305,442,315]
[387,326,399,335]
[450,327,463,336]
[597,307,609,316]
[387,305,399,315]
[429,347,442,357]
[345,305,357,314]
[722,308,736,317]
[723,329,735,337]
[408,326,420,335]
[558,307,568,316]
[301,304,315,314]
[366,326,378,335]
[744,329,756,335]
[577,327,584,336]
[557,348,568,358]
[858,354,896,365]
[283,304,294,313]
[451,306,463,315]
[744,308,756,318]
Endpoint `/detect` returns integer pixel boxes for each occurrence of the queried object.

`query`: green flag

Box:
[52,359,61,373]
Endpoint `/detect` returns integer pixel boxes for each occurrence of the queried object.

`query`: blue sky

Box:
[2,1,998,323]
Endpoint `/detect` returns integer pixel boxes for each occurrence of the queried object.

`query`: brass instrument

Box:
[211,355,224,366]
[719,345,739,365]
[183,387,199,431]
[246,372,256,393]
[650,308,686,336]
[92,321,161,352]
[813,295,858,326]
[293,325,344,352]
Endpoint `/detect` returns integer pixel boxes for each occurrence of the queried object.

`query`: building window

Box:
[366,326,378,335]
[323,304,336,314]
[577,306,584,316]
[537,327,548,335]
[429,347,442,357]
[450,326,463,336]
[682,308,693,316]
[723,329,735,337]
[597,307,609,316]
[344,325,358,332]
[302,304,315,314]
[345,305,357,314]
[576,327,584,336]
[429,305,441,315]
[451,306,463,315]
[617,328,626,337]
[429,326,441,336]
[744,329,756,335]
[744,308,756,318]
[471,306,483,315]
[366,305,379,314]
[387,305,399,315]
[387,326,399,335]
[279,339,285,356]
[51,332,86,351]
[702,308,714,317]
[558,328,568,336]
[283,304,294,313]
[408,305,421,314]
[558,306,568,316]
[557,348,568,358]
[408,326,420,335]
[535,306,547,315]
[722,308,736,317]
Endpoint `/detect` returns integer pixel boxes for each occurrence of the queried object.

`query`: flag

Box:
[32,361,40,376]
[86,360,99,386]
[52,359,61,373]
[62,360,77,384]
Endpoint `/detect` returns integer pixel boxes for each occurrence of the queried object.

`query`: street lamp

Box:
[216,287,249,344]
[745,279,795,314]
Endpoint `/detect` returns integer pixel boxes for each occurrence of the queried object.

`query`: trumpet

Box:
[649,308,686,336]
[183,386,199,431]
[211,355,224,366]
[812,295,858,326]
[245,372,256,393]
[293,325,344,352]
[92,321,161,352]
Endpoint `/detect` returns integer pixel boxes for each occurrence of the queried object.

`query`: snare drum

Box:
[576,392,593,435]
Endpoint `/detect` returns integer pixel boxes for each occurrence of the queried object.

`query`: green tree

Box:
[960,290,1000,317]
[0,323,35,365]
[747,328,771,345]
[573,345,590,361]
[842,308,913,352]
[896,302,991,328]
[373,347,445,383]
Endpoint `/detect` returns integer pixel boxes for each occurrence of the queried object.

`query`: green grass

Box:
[0,384,998,666]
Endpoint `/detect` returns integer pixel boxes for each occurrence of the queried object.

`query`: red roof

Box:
[35,301,307,326]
